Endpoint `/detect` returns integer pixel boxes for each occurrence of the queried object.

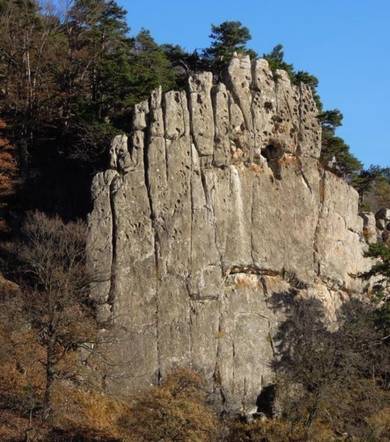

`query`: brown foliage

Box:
[50,381,127,441]
[227,419,305,442]
[0,410,34,441]
[226,418,345,442]
[43,369,218,442]
[366,407,390,441]
[119,369,219,442]
[0,325,45,411]
[1,211,97,418]
[0,119,19,235]
[0,120,18,194]
[0,279,45,415]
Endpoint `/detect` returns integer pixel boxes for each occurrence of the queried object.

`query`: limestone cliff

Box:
[87,55,372,414]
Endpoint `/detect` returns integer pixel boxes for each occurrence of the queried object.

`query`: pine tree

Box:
[203,21,257,75]
[126,29,175,106]
[318,109,362,177]
[65,0,132,121]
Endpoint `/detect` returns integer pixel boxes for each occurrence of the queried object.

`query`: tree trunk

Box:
[43,334,57,420]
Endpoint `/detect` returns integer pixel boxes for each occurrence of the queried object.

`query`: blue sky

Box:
[121,0,389,167]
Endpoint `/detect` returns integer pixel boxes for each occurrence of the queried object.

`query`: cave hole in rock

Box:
[256,384,276,418]
[264,101,273,112]
[261,143,284,180]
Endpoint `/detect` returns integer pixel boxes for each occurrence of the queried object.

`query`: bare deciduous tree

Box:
[5,211,97,418]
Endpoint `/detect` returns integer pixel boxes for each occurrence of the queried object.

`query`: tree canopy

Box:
[203,20,257,75]
[0,11,385,220]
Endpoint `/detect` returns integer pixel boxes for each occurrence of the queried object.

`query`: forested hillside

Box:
[0,0,388,226]
[0,1,389,441]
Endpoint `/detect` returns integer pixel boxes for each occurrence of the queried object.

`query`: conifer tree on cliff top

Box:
[203,21,257,75]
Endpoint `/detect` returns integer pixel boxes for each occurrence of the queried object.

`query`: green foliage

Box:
[318,109,362,176]
[318,109,343,130]
[0,7,369,219]
[354,166,390,211]
[204,21,257,75]
[264,45,322,110]
[206,20,254,58]
[321,133,363,175]
[264,44,295,79]
[66,0,133,121]
[263,45,319,91]
[365,242,390,281]
[0,0,178,218]
[268,295,390,441]
[161,44,209,88]
[295,71,322,110]
[126,29,176,106]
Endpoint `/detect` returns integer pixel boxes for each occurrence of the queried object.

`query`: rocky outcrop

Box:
[87,55,373,414]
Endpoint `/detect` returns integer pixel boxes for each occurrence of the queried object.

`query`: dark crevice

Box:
[143,107,162,383]
[161,94,170,182]
[186,82,199,155]
[256,384,276,418]
[143,110,159,272]
[200,168,212,211]
[107,175,120,311]
[250,179,256,265]
[227,265,281,277]
[261,143,283,180]
[313,169,326,275]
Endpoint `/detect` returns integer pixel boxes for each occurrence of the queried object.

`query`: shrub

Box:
[50,381,127,441]
[119,369,219,442]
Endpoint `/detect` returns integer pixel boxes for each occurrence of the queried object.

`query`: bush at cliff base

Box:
[49,369,218,441]
[118,368,219,442]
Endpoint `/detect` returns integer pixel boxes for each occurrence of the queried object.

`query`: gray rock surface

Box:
[87,55,374,414]
[362,212,378,244]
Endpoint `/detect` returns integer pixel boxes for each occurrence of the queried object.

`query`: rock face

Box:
[87,55,372,414]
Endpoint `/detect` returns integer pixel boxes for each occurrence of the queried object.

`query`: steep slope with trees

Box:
[0,6,383,221]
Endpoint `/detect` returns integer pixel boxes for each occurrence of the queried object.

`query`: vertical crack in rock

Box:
[200,168,211,212]
[232,340,236,396]
[250,60,259,163]
[213,303,226,408]
[300,170,313,193]
[212,83,230,167]
[107,176,119,311]
[188,172,194,370]
[226,54,254,162]
[145,86,175,383]
[142,94,162,383]
[143,115,159,271]
[250,177,256,265]
[188,72,214,156]
[211,178,225,273]
[313,169,326,275]
[189,142,195,290]
[182,90,194,367]
[161,97,170,182]
[298,158,313,194]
